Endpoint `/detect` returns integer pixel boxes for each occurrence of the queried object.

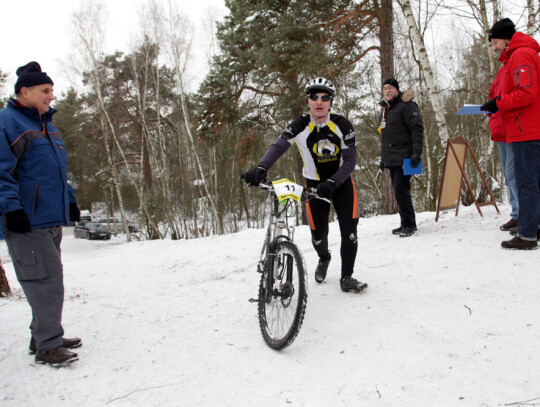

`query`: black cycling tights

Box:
[305,176,359,278]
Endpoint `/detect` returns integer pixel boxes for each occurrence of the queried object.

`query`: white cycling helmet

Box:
[304,77,336,98]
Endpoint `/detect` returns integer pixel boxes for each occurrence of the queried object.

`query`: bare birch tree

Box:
[162,0,221,235]
[397,0,450,147]
[71,0,153,241]
[527,0,539,36]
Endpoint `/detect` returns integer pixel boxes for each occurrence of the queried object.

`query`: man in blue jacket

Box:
[0,62,81,366]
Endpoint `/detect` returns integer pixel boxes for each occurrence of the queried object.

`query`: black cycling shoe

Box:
[340,276,368,293]
[315,253,331,283]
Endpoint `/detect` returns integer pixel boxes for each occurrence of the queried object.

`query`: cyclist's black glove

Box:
[5,209,32,233]
[411,153,421,168]
[243,166,267,186]
[481,97,500,114]
[379,161,384,172]
[317,179,338,199]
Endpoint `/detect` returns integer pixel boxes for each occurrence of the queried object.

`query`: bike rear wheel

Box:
[258,239,307,350]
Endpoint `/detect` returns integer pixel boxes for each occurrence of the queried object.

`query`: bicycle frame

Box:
[257,186,297,275]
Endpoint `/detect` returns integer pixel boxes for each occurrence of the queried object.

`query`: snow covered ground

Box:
[1,205,539,407]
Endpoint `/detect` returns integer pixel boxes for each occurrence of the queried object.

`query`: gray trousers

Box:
[6,226,64,351]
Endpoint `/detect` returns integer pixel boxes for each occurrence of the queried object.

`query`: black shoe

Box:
[501,236,538,250]
[340,277,368,293]
[29,337,82,355]
[35,346,78,366]
[500,218,518,231]
[315,253,331,283]
[393,226,417,236]
[392,227,402,235]
[399,227,416,237]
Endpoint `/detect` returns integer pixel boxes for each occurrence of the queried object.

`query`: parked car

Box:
[74,222,112,240]
[79,209,92,222]
[95,218,125,234]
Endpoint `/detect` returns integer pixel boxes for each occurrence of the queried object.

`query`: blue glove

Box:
[243,166,267,186]
[5,209,31,233]
[316,179,338,198]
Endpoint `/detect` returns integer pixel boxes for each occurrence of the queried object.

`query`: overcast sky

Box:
[0,0,228,98]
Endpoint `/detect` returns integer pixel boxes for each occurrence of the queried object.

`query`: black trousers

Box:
[388,166,416,228]
[305,177,359,278]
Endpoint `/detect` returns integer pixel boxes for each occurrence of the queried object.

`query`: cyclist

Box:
[243,77,367,293]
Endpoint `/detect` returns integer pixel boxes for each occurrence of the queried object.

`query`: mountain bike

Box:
[244,178,325,350]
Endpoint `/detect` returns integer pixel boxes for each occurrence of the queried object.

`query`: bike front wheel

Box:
[258,239,307,350]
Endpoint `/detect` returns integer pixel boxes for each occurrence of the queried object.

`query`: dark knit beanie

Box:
[488,18,516,42]
[383,78,400,92]
[14,61,54,94]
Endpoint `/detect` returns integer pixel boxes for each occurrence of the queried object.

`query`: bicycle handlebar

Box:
[241,175,330,203]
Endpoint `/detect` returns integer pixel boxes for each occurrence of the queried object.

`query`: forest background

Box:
[0,0,538,242]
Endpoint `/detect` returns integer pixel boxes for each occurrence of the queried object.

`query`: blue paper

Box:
[457,104,488,115]
[403,158,422,175]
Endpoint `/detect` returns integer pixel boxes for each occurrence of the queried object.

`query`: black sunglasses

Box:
[308,94,332,102]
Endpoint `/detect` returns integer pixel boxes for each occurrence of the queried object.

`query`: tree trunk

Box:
[397,0,450,148]
[0,259,11,297]
[527,0,538,36]
[376,0,398,214]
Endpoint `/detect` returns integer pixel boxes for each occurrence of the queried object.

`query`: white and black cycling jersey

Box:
[259,113,356,185]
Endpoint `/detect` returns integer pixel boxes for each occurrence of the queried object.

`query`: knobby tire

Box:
[258,239,307,350]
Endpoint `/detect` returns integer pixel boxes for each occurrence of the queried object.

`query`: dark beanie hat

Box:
[488,18,516,42]
[383,78,399,92]
[14,61,54,94]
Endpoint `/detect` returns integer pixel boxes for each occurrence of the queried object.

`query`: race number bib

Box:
[272,179,303,202]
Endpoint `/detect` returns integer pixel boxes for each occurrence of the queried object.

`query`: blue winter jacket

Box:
[0,99,76,238]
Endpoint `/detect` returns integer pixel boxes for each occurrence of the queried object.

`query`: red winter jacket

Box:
[497,32,540,142]
[488,65,506,142]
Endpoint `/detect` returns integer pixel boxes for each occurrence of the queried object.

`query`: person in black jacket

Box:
[379,78,424,237]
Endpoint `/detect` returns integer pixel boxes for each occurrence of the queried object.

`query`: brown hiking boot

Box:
[29,337,82,355]
[501,236,538,250]
[35,346,79,366]
[500,218,517,231]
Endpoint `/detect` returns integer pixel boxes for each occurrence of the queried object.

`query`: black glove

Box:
[317,179,338,199]
[243,166,267,186]
[481,97,500,114]
[379,161,385,172]
[4,209,31,233]
[69,203,81,223]
[411,153,421,168]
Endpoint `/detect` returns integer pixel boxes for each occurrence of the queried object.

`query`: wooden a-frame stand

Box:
[435,136,499,221]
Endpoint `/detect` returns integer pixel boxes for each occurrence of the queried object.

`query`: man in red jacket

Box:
[482,18,540,250]
[487,21,519,233]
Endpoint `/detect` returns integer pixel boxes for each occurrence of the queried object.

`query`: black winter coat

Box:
[379,90,424,167]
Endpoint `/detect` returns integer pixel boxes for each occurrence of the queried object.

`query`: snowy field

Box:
[0,205,539,407]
